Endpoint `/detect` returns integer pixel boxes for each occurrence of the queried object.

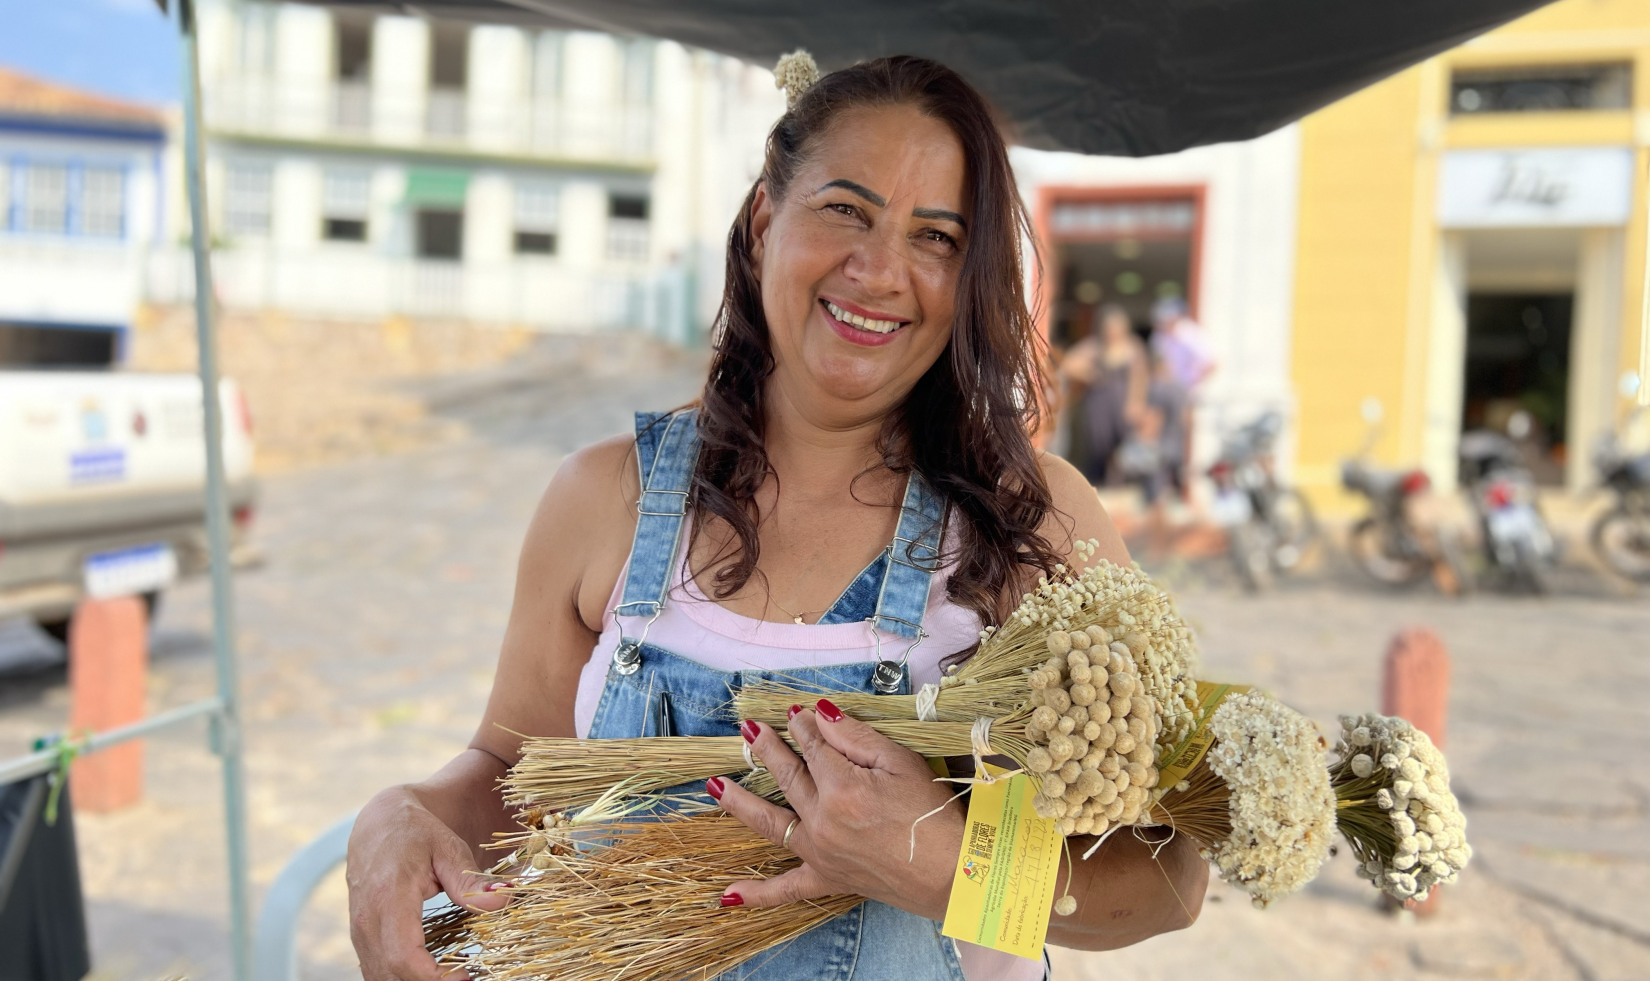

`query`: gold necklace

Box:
[769,595,826,625]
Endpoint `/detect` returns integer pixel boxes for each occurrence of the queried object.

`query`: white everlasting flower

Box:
[1329,713,1472,903]
[1201,692,1336,908]
[1351,754,1374,778]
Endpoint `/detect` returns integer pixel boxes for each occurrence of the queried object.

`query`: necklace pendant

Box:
[793,615,805,625]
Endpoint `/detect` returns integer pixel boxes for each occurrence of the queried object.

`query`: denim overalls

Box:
[583,409,968,981]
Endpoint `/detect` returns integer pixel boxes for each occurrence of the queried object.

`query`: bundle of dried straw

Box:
[428,814,861,981]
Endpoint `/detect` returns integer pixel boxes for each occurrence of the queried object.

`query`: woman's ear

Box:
[748,181,773,274]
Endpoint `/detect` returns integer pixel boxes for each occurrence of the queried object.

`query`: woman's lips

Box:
[819,299,908,347]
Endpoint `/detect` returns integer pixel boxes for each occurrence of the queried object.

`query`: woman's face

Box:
[1102,311,1132,344]
[749,104,969,422]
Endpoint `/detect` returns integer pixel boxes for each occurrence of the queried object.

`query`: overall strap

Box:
[870,470,946,640]
[615,408,700,618]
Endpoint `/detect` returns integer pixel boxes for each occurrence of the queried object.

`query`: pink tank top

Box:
[571,519,1047,981]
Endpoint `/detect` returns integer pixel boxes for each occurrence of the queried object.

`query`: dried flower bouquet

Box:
[427,812,860,981]
[1330,713,1471,902]
[509,547,1198,830]
[1146,690,1337,907]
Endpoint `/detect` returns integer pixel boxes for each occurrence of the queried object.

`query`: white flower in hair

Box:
[774,49,820,108]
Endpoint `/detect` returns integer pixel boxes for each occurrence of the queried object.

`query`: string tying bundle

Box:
[914,683,941,723]
[773,49,820,108]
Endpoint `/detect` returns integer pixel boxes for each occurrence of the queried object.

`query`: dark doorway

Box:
[416,209,464,260]
[1054,238,1192,346]
[1462,292,1572,484]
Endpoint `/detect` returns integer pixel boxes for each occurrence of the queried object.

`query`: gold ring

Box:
[782,817,799,849]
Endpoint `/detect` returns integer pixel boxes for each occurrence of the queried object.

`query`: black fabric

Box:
[0,777,92,981]
[297,0,1551,156]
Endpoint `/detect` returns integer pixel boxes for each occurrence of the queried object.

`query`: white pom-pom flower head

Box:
[1329,714,1471,903]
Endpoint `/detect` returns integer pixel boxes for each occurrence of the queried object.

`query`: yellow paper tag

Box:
[1155,681,1251,789]
[940,763,1061,961]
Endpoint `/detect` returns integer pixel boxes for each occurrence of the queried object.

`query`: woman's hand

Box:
[711,698,964,918]
[346,782,509,981]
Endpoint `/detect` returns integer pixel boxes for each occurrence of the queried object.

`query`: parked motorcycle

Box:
[1458,415,1558,593]
[1341,461,1467,590]
[1206,410,1318,591]
[1339,400,1469,592]
[1588,412,1650,582]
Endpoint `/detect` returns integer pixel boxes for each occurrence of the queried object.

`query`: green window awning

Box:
[403,168,469,207]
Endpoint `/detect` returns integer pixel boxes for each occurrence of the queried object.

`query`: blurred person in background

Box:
[1149,296,1215,397]
[1150,296,1214,498]
[1117,351,1190,553]
[1062,303,1147,486]
[346,54,1203,981]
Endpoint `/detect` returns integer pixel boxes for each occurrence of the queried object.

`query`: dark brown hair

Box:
[692,55,1062,631]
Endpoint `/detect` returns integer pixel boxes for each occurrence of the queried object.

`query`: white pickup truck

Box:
[0,371,257,640]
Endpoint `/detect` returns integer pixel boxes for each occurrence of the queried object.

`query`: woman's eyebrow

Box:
[819,178,885,206]
[819,179,966,229]
[913,206,967,229]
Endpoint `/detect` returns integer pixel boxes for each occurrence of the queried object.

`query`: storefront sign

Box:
[1437,147,1632,228]
[1049,199,1196,238]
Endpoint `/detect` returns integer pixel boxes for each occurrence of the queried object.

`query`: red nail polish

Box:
[706,776,725,800]
[483,881,510,892]
[788,704,804,719]
[720,892,744,907]
[816,698,844,723]
[741,719,761,743]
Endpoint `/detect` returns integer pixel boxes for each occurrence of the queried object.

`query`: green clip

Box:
[35,732,91,826]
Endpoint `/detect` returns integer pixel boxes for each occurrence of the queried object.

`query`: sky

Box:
[0,0,180,107]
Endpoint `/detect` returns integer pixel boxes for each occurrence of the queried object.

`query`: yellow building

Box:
[1291,0,1649,504]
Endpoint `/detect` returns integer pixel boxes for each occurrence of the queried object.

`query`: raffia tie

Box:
[914,683,941,723]
[742,741,765,773]
[906,717,1023,862]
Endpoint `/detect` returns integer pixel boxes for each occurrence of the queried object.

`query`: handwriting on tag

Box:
[940,763,1060,961]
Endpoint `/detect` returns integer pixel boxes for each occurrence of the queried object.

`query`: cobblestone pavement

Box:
[1,344,1645,981]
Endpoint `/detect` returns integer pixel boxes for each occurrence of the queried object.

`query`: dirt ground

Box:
[1,336,1645,981]
[126,304,687,473]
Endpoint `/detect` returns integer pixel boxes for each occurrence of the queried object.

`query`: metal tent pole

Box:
[178,1,253,977]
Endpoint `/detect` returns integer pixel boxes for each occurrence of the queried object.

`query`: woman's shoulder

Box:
[520,433,643,631]
[1035,450,1131,567]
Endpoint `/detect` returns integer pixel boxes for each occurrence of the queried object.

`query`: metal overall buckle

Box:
[611,607,661,676]
[869,616,927,695]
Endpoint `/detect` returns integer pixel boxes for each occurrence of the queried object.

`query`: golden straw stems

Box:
[432,816,864,981]
[1146,756,1232,847]
[734,677,1030,725]
[507,715,1032,814]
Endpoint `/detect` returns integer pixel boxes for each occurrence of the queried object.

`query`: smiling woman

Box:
[700,57,1061,632]
[347,55,1205,981]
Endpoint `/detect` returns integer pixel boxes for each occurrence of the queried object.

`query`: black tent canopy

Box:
[305,0,1549,156]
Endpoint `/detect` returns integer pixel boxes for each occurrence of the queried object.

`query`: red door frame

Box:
[1031,184,1207,344]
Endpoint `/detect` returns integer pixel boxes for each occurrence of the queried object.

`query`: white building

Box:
[1012,129,1303,482]
[146,1,785,340]
[0,69,167,365]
